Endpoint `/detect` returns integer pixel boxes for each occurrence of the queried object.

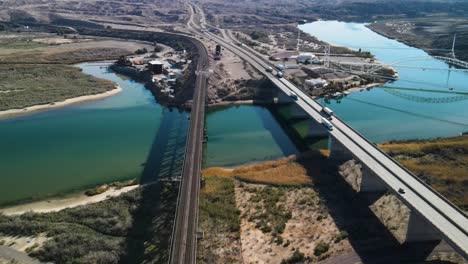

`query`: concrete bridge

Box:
[273,75,465,247]
[189,18,468,259]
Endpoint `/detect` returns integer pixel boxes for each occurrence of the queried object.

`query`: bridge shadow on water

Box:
[265,103,329,153]
[118,108,189,263]
[296,154,444,263]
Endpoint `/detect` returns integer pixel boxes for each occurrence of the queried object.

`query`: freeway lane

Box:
[169,38,208,264]
[188,16,468,258]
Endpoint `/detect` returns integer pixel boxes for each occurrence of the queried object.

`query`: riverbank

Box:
[379,135,468,211]
[199,154,464,263]
[0,179,137,215]
[346,82,387,94]
[0,181,178,263]
[366,19,468,62]
[207,99,272,108]
[0,85,122,120]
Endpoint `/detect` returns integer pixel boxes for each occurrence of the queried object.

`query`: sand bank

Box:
[0,85,122,120]
[0,184,138,216]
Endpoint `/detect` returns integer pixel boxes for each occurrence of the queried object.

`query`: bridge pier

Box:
[329,136,354,162]
[359,164,387,192]
[274,87,295,105]
[333,137,387,192]
[406,210,441,242]
[289,105,309,119]
[306,119,329,138]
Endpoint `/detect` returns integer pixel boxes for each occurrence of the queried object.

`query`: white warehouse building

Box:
[305,78,328,89]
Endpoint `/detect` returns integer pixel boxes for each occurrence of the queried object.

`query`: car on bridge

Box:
[290,92,298,100]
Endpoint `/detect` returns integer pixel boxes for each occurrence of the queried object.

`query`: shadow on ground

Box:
[119,108,189,263]
[296,152,445,264]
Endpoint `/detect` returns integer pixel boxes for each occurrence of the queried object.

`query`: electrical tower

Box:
[324,45,330,68]
[297,27,301,52]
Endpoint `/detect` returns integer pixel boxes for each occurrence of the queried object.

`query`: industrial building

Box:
[148,60,164,74]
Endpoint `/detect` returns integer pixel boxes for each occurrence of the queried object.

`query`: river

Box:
[0,62,297,205]
[3,21,461,205]
[299,21,468,142]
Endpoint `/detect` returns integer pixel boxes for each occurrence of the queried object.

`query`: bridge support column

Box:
[405,210,441,242]
[289,105,309,119]
[359,164,387,192]
[274,87,295,104]
[306,119,329,138]
[329,136,353,162]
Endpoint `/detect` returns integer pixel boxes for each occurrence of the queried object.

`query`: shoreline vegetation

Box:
[0,33,150,116]
[0,178,138,216]
[0,181,178,263]
[0,85,122,120]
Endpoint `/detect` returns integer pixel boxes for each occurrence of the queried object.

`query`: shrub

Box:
[275,236,284,245]
[135,47,148,54]
[334,231,349,243]
[281,249,305,264]
[84,185,110,196]
[314,241,329,256]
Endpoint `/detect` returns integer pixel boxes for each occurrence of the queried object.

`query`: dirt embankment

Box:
[199,152,466,264]
[200,37,274,106]
[379,135,468,211]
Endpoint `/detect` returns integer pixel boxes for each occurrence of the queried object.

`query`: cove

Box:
[0,62,188,205]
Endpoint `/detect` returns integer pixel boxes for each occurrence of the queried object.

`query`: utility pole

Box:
[451,34,456,58]
[297,26,301,52]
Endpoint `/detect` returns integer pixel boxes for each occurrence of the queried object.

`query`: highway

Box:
[187,3,468,259]
[169,36,209,264]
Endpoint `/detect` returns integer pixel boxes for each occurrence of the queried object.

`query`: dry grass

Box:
[202,153,322,186]
[198,175,242,263]
[380,135,468,210]
[0,35,143,111]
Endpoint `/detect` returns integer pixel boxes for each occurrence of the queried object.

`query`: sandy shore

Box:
[346,82,386,94]
[0,85,123,120]
[0,184,138,216]
[207,99,271,108]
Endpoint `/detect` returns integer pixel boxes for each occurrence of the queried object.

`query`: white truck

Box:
[321,117,334,130]
[322,106,334,117]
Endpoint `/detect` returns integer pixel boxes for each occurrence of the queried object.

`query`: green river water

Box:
[3,21,468,205]
[0,63,297,205]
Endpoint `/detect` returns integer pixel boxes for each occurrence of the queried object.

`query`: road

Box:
[187,3,468,260]
[169,37,209,264]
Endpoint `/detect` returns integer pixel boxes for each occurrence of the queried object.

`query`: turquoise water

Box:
[299,21,468,142]
[0,63,297,204]
[204,106,298,167]
[0,63,188,205]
